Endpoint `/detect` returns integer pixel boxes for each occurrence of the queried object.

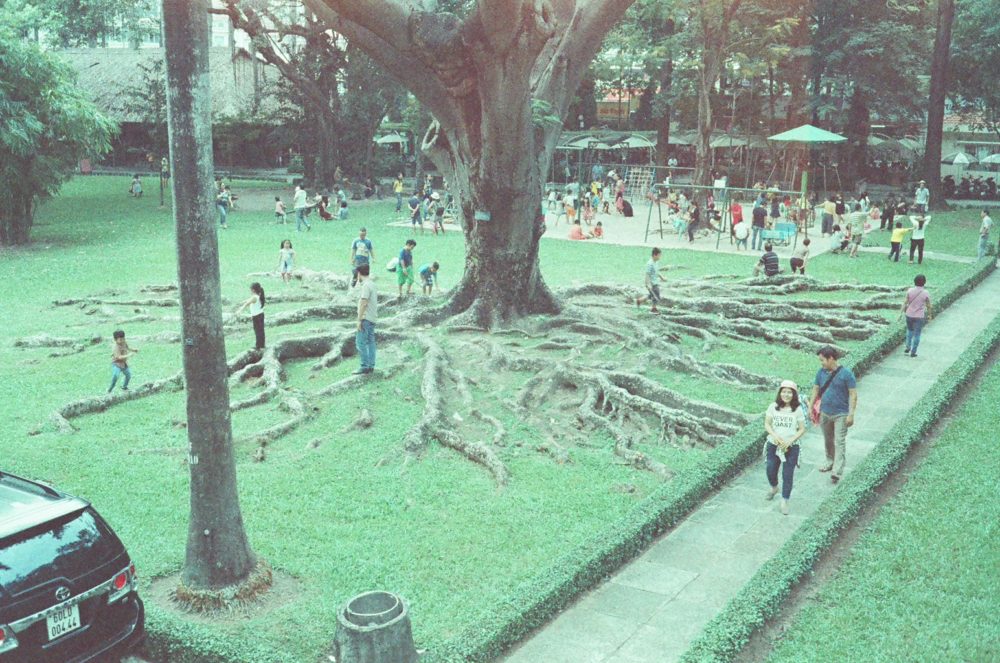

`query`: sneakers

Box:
[780,499,789,515]
[818,464,834,473]
[831,475,840,484]
[351,368,374,375]
[910,353,917,358]
[765,486,779,501]
[903,347,911,354]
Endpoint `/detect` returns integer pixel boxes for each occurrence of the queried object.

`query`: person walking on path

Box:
[914,179,930,213]
[107,330,138,393]
[902,274,933,357]
[764,380,806,515]
[235,282,266,350]
[353,264,377,375]
[293,184,311,232]
[634,247,666,314]
[908,214,930,264]
[979,209,993,260]
[810,346,858,485]
[277,240,295,284]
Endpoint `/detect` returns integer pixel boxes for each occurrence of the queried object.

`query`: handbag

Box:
[810,367,841,425]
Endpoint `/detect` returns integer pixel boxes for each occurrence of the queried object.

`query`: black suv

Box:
[0,471,144,662]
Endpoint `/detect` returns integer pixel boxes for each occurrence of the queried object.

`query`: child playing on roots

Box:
[634,247,666,314]
[108,330,138,393]
[278,239,295,284]
[235,282,266,350]
[419,262,439,295]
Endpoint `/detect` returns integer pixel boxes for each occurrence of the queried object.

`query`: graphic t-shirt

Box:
[766,402,804,445]
[352,238,373,264]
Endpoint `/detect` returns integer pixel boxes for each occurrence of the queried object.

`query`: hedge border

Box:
[140,259,995,663]
[679,271,1000,662]
[425,257,996,663]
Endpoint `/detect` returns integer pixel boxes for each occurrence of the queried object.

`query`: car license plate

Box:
[46,603,81,640]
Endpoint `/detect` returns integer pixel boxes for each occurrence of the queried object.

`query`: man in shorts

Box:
[397,239,417,299]
[634,247,665,314]
[350,227,374,288]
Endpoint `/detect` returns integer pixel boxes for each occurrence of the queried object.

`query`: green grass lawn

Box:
[861,208,987,258]
[766,360,1000,663]
[0,176,983,660]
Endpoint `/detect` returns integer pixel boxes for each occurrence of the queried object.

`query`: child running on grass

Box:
[634,247,666,314]
[419,262,440,295]
[277,240,295,284]
[235,282,266,350]
[108,330,138,393]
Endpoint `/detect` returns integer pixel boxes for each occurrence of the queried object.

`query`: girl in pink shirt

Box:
[902,274,932,357]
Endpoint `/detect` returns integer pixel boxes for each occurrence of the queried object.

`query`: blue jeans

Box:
[216,204,228,226]
[395,192,403,212]
[765,442,799,499]
[296,207,310,231]
[905,316,926,354]
[979,236,990,260]
[751,225,763,250]
[109,365,131,392]
[356,320,376,370]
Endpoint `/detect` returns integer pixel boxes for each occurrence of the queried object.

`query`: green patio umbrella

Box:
[768,124,847,224]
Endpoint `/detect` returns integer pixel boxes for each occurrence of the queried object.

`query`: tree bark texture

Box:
[922,0,955,210]
[162,0,257,590]
[305,0,637,326]
[0,194,32,246]
[693,0,742,187]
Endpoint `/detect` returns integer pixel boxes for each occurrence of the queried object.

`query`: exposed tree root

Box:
[14,333,102,348]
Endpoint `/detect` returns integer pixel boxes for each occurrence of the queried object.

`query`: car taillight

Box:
[108,564,135,603]
[0,625,18,654]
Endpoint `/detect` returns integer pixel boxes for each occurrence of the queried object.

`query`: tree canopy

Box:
[0,7,116,245]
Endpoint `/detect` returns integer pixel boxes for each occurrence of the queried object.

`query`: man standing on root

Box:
[353,264,377,375]
[810,346,858,485]
[635,247,666,314]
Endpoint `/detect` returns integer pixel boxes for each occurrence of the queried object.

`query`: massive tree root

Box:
[28,270,893,485]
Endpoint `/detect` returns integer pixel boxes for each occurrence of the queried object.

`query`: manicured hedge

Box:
[425,258,996,663]
[679,289,1000,662]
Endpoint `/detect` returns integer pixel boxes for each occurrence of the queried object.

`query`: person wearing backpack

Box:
[809,346,858,485]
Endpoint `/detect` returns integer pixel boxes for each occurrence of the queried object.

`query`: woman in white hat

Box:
[764,380,806,514]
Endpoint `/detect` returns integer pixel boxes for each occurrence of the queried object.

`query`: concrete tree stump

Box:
[333,591,418,663]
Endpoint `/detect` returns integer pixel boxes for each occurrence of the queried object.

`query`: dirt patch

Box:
[737,341,1000,662]
[146,566,302,625]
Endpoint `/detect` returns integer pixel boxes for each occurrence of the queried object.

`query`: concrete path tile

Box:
[579,582,673,622]
[611,562,699,598]
[504,609,637,663]
[638,540,726,573]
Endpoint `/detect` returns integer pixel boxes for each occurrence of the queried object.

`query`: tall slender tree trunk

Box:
[844,87,870,190]
[653,21,675,167]
[695,47,719,186]
[162,0,257,591]
[923,0,955,211]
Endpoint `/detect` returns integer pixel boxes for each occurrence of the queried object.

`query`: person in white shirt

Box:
[914,180,930,213]
[908,214,931,264]
[979,209,993,260]
[764,380,806,515]
[353,264,377,375]
[293,185,311,232]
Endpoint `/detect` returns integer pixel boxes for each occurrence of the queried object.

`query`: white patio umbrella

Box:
[978,153,1000,164]
[940,151,977,165]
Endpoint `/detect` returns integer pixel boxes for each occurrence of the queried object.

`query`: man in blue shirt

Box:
[810,346,858,484]
[408,192,423,232]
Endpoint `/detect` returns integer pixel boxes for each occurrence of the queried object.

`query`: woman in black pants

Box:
[908,214,930,264]
[236,282,266,350]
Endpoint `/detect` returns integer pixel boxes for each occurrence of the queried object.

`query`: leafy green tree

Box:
[0,14,116,245]
[951,0,1000,139]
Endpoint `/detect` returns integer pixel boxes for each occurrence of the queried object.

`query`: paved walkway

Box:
[503,266,1000,663]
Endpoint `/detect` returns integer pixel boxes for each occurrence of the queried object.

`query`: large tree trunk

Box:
[923,0,955,211]
[844,87,870,190]
[694,47,719,187]
[162,0,257,591]
[0,193,33,246]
